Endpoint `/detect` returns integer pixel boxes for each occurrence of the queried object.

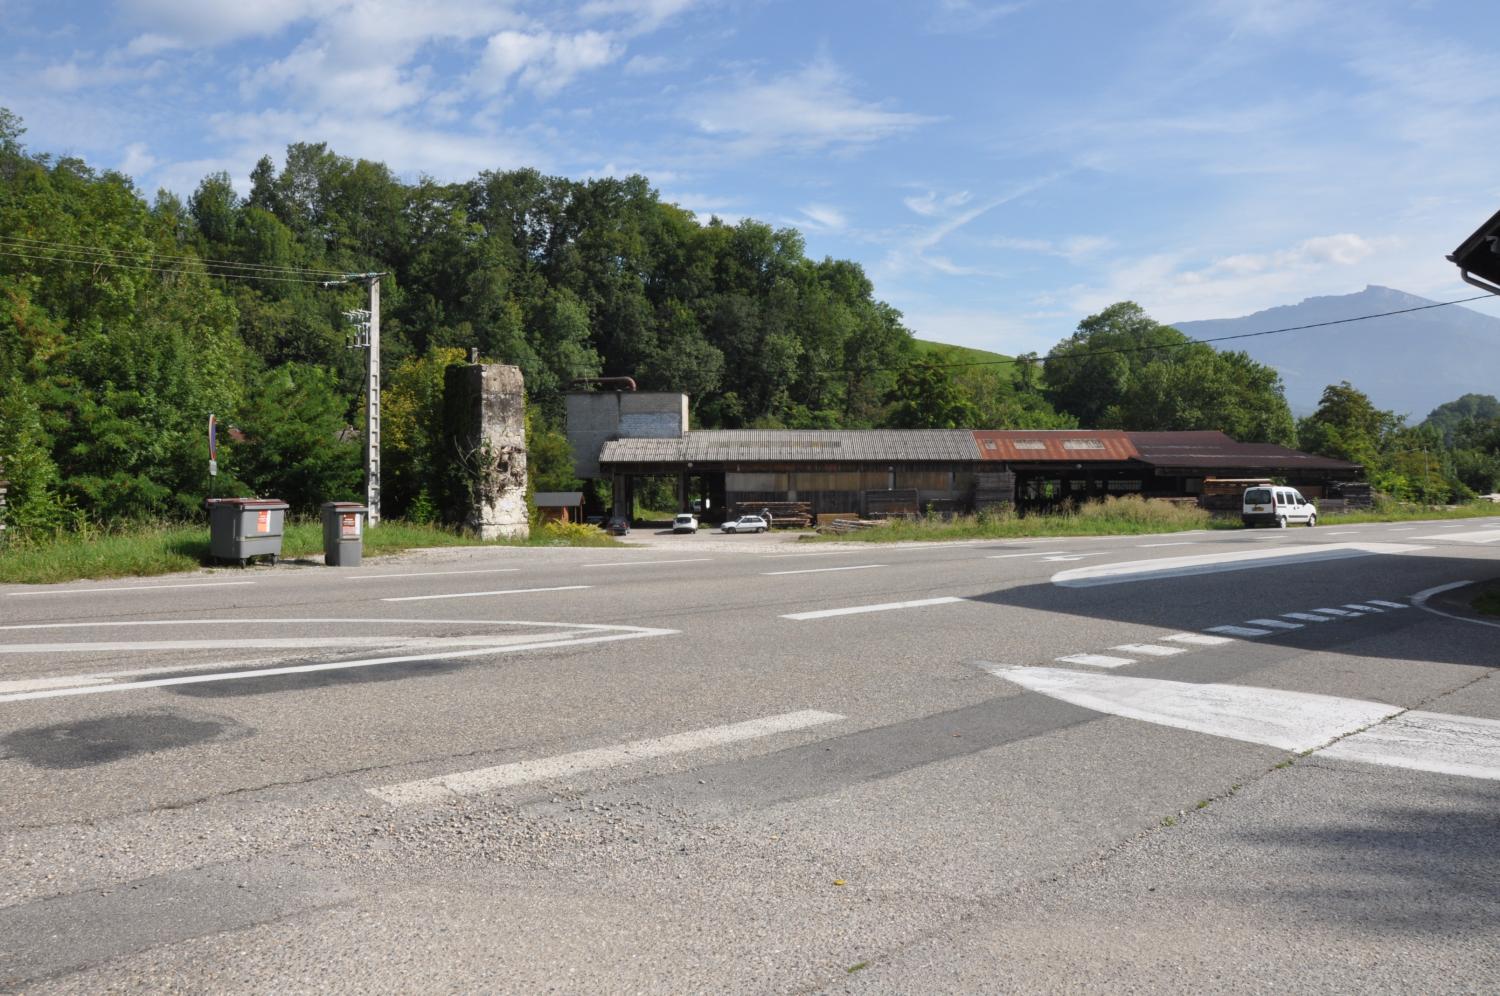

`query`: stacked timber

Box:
[974,471,1015,509]
[1198,477,1271,512]
[865,489,919,517]
[1328,481,1373,509]
[736,500,812,528]
[827,518,883,533]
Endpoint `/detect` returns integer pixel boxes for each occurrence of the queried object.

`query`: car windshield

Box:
[1244,488,1271,504]
[675,514,692,522]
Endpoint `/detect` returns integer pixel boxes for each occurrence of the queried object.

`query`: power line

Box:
[0,246,331,285]
[0,234,345,278]
[922,293,1500,371]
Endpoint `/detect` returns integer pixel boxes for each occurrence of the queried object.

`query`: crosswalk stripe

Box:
[1206,625,1273,637]
[1283,612,1334,622]
[1366,600,1410,609]
[1055,653,1135,669]
[1162,633,1235,646]
[1342,603,1382,613]
[1311,607,1358,617]
[1245,618,1303,630]
[1109,643,1187,657]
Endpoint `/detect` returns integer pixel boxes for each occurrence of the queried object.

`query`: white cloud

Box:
[623,53,674,75]
[121,0,319,46]
[797,203,847,232]
[684,58,936,154]
[903,189,971,217]
[580,0,700,34]
[118,142,158,179]
[928,0,1026,34]
[475,29,622,96]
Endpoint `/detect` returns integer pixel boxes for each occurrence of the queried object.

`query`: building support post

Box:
[365,276,381,527]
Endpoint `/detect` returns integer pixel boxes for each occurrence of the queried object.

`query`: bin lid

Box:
[206,497,289,510]
[322,502,368,511]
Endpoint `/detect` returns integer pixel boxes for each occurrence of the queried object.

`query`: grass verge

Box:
[1317,501,1500,525]
[800,496,1226,543]
[0,518,620,585]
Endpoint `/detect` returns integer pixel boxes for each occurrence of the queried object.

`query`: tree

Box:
[884,358,979,429]
[1296,381,1400,468]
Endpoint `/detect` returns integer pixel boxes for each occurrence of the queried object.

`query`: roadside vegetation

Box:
[1473,586,1500,618]
[804,495,1500,544]
[0,518,618,585]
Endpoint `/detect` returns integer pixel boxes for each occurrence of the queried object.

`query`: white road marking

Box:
[782,597,966,621]
[1389,527,1418,532]
[1244,618,1303,630]
[1109,643,1187,657]
[1322,711,1500,780]
[1322,531,1358,536]
[0,634,560,655]
[761,564,887,577]
[6,581,256,598]
[987,551,1067,559]
[1310,607,1357,617]
[1041,554,1097,562]
[984,666,1401,752]
[371,709,845,806]
[580,558,713,567]
[1205,625,1273,638]
[1366,600,1410,609]
[1440,522,1474,528]
[0,627,678,704]
[1342,603,1382,613]
[1282,612,1334,623]
[1137,541,1198,548]
[1162,633,1235,646]
[1051,543,1424,587]
[345,568,521,580]
[1415,528,1500,543]
[0,676,115,694]
[1412,582,1472,602]
[1055,653,1135,669]
[1411,580,1500,630]
[382,586,591,602]
[0,617,637,633]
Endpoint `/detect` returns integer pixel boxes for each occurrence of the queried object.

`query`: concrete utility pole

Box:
[327,272,385,526]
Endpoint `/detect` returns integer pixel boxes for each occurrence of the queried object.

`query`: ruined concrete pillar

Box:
[443,364,529,540]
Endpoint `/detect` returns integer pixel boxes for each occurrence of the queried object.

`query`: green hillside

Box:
[913,339,1014,368]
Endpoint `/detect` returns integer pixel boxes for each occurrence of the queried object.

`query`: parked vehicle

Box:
[720,515,768,534]
[605,515,631,535]
[672,513,699,533]
[1242,486,1317,527]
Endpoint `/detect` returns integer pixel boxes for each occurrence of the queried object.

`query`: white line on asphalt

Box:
[986,551,1067,559]
[345,568,522,580]
[0,676,115,694]
[1310,607,1358,617]
[370,709,845,806]
[1415,528,1500,543]
[1244,618,1303,630]
[1056,653,1135,668]
[759,550,862,559]
[0,634,562,655]
[0,628,678,704]
[1321,711,1500,779]
[580,558,713,567]
[1389,527,1418,532]
[1282,612,1334,622]
[1050,543,1425,587]
[1411,581,1500,630]
[782,596,966,620]
[0,617,635,633]
[1366,600,1410,609]
[1109,643,1188,657]
[382,586,591,602]
[984,666,1401,752]
[1205,625,1273,638]
[1440,522,1473,528]
[1041,554,1099,562]
[1342,603,1382,613]
[1137,542,1198,548]
[1412,582,1472,603]
[1162,633,1236,646]
[1322,531,1358,536]
[6,581,256,598]
[761,564,887,576]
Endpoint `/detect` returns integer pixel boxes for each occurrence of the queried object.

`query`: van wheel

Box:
[1277,516,1288,528]
[1306,514,1316,527]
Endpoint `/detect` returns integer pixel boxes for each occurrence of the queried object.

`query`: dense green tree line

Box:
[2,107,1491,537]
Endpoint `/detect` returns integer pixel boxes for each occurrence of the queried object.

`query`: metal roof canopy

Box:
[1449,207,1500,294]
[533,491,584,507]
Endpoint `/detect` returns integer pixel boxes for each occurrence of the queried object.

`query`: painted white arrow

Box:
[982,665,1500,781]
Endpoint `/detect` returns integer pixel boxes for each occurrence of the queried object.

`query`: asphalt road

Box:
[1,519,1498,993]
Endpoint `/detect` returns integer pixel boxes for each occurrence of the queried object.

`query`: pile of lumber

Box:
[1197,477,1271,512]
[1327,481,1373,509]
[864,489,919,517]
[735,500,812,528]
[825,518,883,533]
[974,471,1015,508]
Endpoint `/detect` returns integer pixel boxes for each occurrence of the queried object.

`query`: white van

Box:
[1242,486,1316,528]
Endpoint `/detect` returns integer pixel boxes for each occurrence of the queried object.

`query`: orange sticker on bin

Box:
[257,510,269,533]
[341,513,360,538]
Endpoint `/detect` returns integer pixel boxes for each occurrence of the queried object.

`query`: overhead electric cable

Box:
[0,234,345,278]
[0,246,331,284]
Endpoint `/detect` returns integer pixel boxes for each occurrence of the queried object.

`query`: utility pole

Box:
[327,272,385,526]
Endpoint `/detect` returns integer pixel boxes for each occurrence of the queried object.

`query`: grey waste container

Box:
[321,502,366,567]
[207,498,288,566]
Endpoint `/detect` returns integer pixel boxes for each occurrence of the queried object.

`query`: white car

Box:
[1242,486,1316,527]
[672,513,699,533]
[720,515,768,534]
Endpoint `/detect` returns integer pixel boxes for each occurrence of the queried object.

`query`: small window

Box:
[1245,488,1272,504]
[983,439,999,451]
[1013,440,1045,450]
[1063,439,1105,450]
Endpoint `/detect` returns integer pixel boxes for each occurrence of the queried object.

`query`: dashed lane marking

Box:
[382,586,591,602]
[1282,612,1334,623]
[1245,618,1303,630]
[1205,625,1273,638]
[7,581,256,598]
[987,551,1067,559]
[1137,542,1198,548]
[370,709,845,806]
[1163,633,1236,646]
[1055,654,1135,669]
[580,559,713,568]
[1367,600,1410,609]
[1310,607,1358,617]
[1109,643,1187,657]
[782,597,966,621]
[761,564,887,577]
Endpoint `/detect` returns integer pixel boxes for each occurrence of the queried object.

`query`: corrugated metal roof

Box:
[600,429,981,464]
[1127,432,1363,472]
[971,429,1140,462]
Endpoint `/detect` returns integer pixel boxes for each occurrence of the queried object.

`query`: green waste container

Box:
[321,502,366,567]
[207,498,288,566]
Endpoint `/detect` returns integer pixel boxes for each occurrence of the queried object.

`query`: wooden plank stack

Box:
[735,500,813,528]
[974,471,1016,509]
[1197,477,1271,512]
[1327,481,1373,509]
[865,489,919,517]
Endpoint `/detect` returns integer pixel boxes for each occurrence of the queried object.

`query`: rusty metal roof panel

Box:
[971,430,1140,462]
[600,430,982,464]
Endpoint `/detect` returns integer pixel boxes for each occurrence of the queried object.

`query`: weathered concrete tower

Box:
[444,363,529,540]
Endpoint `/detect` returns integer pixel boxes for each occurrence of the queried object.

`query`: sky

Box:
[4,0,1499,356]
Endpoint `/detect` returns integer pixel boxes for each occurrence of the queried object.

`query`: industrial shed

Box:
[588,419,1362,520]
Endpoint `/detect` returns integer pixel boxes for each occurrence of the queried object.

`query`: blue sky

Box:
[4,0,1499,354]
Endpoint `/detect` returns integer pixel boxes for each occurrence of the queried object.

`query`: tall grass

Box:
[0,517,619,585]
[805,495,1221,543]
